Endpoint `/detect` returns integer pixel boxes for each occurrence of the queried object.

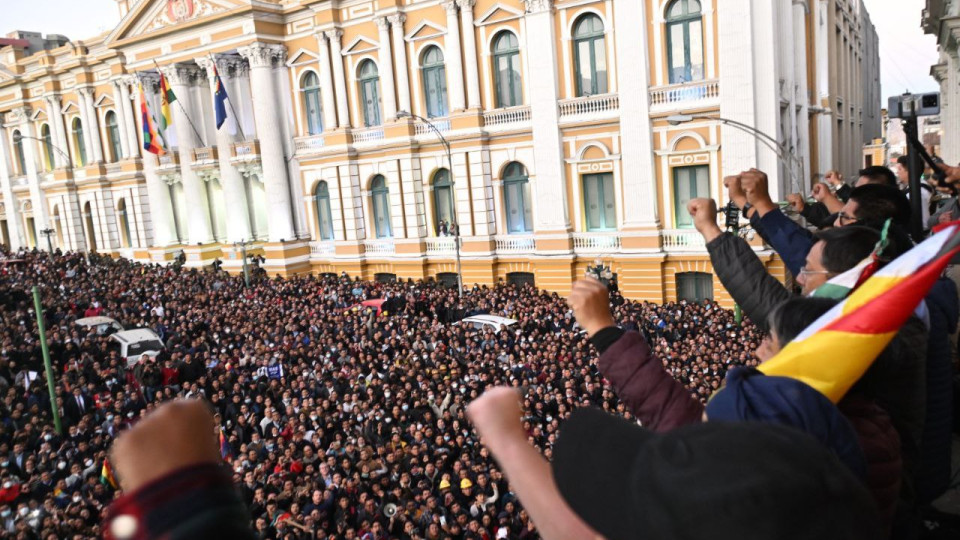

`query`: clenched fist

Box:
[687,198,723,243]
[110,399,220,493]
[724,175,747,209]
[740,169,776,215]
[937,162,960,185]
[567,279,616,338]
[467,387,526,447]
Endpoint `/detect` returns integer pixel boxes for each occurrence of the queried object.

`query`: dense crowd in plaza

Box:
[0,248,762,540]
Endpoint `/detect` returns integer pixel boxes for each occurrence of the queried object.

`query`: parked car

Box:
[110,329,165,367]
[75,316,124,336]
[454,315,518,332]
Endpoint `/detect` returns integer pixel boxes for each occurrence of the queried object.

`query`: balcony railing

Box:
[192,147,218,163]
[495,235,536,253]
[232,140,260,161]
[294,135,326,156]
[105,163,124,175]
[158,152,180,168]
[310,241,335,256]
[426,236,457,256]
[661,229,707,252]
[483,106,532,128]
[415,118,451,137]
[364,239,395,256]
[649,80,720,111]
[572,232,621,253]
[11,175,27,187]
[558,94,620,119]
[353,127,385,144]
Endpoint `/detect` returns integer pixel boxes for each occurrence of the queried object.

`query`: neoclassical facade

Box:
[0,0,880,305]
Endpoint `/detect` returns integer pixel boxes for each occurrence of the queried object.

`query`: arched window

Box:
[358,60,382,127]
[432,169,455,234]
[315,181,334,241]
[492,32,522,108]
[666,0,704,84]
[40,124,55,171]
[117,198,132,248]
[371,175,392,238]
[105,112,122,163]
[11,130,26,175]
[582,173,616,231]
[301,71,324,135]
[72,118,87,167]
[573,14,608,97]
[421,46,448,118]
[83,201,98,252]
[502,162,532,234]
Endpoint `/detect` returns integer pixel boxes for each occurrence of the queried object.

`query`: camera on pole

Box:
[888,92,943,241]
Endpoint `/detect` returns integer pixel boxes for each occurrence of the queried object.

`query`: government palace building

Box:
[0,0,880,305]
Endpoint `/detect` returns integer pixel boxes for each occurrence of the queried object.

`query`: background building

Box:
[925,0,959,163]
[0,0,881,306]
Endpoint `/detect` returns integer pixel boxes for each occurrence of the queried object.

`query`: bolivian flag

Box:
[159,73,176,133]
[100,458,118,489]
[139,84,165,156]
[760,223,960,403]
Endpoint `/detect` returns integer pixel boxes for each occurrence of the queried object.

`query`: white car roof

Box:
[461,315,518,326]
[110,329,162,344]
[75,316,120,327]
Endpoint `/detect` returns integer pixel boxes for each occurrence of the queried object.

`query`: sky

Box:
[2,0,943,100]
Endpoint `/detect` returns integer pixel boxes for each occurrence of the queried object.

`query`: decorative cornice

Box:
[6,107,31,125]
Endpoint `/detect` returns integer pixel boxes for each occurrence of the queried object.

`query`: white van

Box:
[75,316,124,336]
[110,329,165,367]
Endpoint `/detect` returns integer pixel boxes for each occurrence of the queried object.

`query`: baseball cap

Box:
[553,408,881,540]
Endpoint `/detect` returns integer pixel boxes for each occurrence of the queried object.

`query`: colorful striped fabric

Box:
[159,73,176,133]
[140,84,165,156]
[101,458,118,489]
[759,224,960,403]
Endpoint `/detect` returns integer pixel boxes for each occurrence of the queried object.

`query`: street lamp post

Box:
[667,114,805,194]
[234,239,252,288]
[39,228,55,258]
[397,111,464,298]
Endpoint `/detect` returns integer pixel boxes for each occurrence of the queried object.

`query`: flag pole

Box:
[33,286,62,435]
[209,54,248,142]
[153,60,206,148]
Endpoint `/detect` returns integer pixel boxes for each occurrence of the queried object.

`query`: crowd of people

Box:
[0,247,762,540]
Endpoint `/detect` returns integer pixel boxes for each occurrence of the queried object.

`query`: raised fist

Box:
[811,183,832,202]
[740,169,772,206]
[687,198,723,243]
[567,279,616,338]
[724,175,747,209]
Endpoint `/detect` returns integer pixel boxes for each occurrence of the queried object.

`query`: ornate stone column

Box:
[0,113,25,249]
[457,0,482,109]
[45,96,70,169]
[237,43,296,242]
[325,29,352,129]
[523,0,569,232]
[136,77,178,247]
[389,14,412,115]
[376,16,398,120]
[118,78,139,158]
[111,80,132,159]
[195,55,253,243]
[443,1,466,112]
[79,88,104,163]
[315,32,340,130]
[161,64,214,244]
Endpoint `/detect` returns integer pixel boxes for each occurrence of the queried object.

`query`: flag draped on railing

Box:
[139,84,165,156]
[759,223,960,403]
